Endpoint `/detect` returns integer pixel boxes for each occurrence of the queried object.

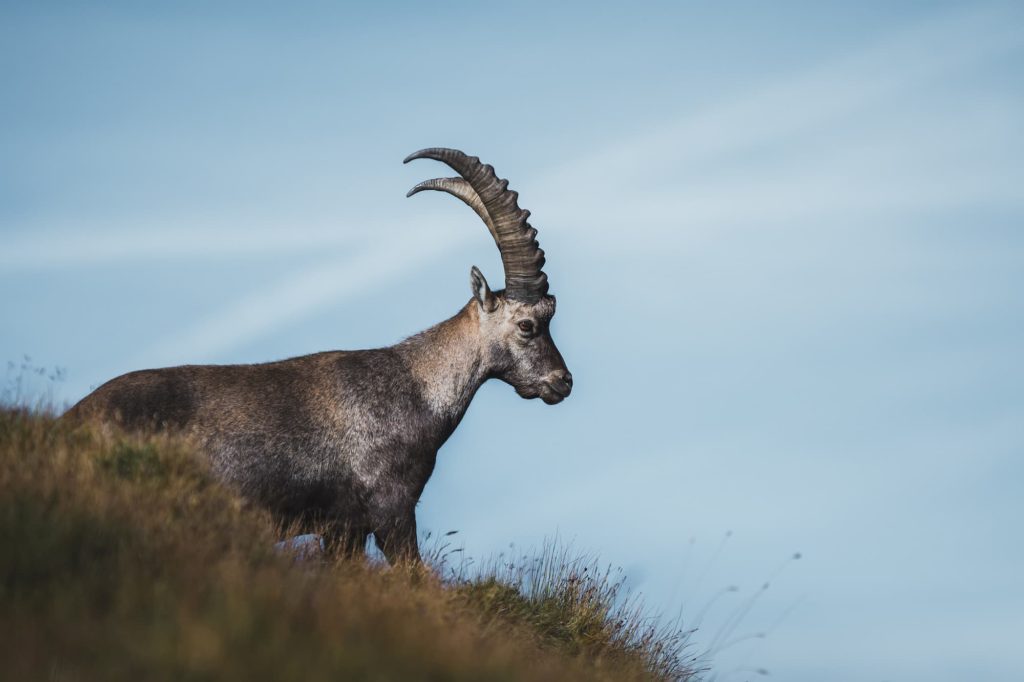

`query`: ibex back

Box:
[66,148,572,563]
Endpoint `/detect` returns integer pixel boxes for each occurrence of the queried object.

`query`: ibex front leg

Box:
[373,508,421,565]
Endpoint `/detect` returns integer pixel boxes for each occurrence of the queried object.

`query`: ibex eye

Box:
[518,320,534,333]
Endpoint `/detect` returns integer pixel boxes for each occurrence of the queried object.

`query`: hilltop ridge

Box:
[0,408,701,681]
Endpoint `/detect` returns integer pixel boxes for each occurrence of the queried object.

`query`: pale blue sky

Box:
[3,2,1023,680]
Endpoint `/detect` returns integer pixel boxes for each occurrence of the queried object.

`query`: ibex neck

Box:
[395,300,489,430]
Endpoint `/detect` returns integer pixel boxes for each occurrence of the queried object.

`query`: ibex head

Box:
[406,148,573,405]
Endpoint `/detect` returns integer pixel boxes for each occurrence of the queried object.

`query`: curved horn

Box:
[404,147,548,303]
[406,177,498,243]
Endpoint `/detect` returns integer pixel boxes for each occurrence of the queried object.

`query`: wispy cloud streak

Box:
[536,3,1024,192]
[541,99,1024,244]
[133,222,472,368]
[0,220,370,272]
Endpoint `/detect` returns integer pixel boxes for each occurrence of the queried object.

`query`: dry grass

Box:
[0,407,703,681]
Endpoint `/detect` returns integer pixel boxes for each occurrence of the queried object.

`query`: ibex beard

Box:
[65,148,572,564]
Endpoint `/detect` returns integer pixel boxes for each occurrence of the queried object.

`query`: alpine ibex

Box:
[66,148,572,563]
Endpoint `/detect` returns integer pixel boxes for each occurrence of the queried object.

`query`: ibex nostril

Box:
[564,371,573,387]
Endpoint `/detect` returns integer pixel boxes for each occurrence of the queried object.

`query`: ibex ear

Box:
[470,266,497,313]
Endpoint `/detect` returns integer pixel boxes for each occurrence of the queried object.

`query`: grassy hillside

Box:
[0,408,702,681]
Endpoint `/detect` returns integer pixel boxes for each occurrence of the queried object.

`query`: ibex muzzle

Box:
[66,148,571,563]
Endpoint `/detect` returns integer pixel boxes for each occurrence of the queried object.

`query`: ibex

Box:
[66,148,572,563]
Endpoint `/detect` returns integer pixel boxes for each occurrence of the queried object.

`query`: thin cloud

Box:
[542,99,1024,244]
[132,221,473,369]
[535,2,1024,192]
[0,219,369,272]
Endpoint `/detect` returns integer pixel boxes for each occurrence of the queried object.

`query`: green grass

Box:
[0,408,702,681]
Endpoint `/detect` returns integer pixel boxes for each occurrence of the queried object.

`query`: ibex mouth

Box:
[539,380,571,405]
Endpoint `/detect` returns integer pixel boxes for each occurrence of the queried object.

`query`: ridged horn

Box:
[404,147,548,303]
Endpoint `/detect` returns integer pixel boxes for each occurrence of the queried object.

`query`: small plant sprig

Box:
[2,355,67,411]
